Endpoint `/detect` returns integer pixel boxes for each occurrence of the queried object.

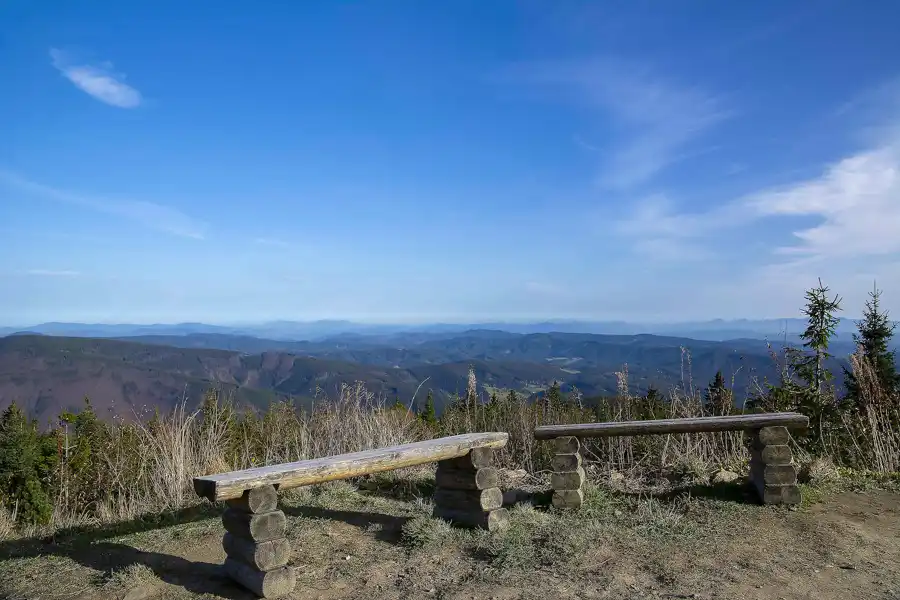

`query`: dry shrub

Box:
[836,352,900,472]
[25,347,900,537]
[46,382,428,531]
[0,506,16,541]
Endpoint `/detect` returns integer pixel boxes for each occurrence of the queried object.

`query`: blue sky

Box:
[2,1,900,325]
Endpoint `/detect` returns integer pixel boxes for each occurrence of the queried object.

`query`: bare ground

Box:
[2,472,899,600]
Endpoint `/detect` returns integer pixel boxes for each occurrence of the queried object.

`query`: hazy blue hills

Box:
[0,328,857,425]
[0,317,864,343]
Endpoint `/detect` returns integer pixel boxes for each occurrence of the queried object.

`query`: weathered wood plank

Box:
[224,559,295,598]
[223,533,291,571]
[433,487,503,511]
[750,445,793,466]
[553,436,580,454]
[750,464,798,486]
[552,489,584,509]
[551,467,586,491]
[534,413,808,440]
[195,432,508,502]
[435,466,499,490]
[752,479,801,505]
[748,426,791,448]
[551,453,582,472]
[222,509,287,542]
[439,447,495,471]
[226,485,278,514]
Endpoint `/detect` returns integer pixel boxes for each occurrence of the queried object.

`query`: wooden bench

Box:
[193,432,509,598]
[535,412,809,510]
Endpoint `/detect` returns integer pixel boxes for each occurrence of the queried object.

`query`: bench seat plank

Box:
[194,432,508,502]
[534,412,808,440]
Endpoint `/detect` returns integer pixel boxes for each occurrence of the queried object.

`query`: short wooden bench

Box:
[193,432,509,598]
[535,412,809,510]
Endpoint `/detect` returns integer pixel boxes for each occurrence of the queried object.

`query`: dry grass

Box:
[3,349,898,541]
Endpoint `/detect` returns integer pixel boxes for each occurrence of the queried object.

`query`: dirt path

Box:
[1,486,898,600]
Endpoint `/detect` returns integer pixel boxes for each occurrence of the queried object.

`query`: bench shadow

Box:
[356,475,437,503]
[0,505,256,600]
[281,505,413,544]
[614,479,758,505]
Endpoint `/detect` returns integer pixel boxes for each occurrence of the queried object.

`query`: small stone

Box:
[712,469,739,484]
[122,585,157,600]
[609,471,625,488]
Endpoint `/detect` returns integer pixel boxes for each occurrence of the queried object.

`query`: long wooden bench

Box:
[193,432,508,598]
[535,412,809,510]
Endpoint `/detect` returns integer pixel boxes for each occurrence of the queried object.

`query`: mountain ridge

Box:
[0,330,855,425]
[0,317,866,343]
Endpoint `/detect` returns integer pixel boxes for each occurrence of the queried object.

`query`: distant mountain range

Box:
[0,328,857,425]
[0,317,867,343]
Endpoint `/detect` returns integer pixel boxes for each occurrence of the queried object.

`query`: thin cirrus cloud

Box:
[0,171,207,240]
[745,144,900,259]
[498,58,731,189]
[25,269,81,277]
[253,237,295,249]
[50,48,142,108]
[614,117,900,265]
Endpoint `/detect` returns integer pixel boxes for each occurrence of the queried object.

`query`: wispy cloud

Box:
[254,237,295,249]
[50,48,142,108]
[500,59,731,189]
[25,269,80,277]
[0,171,207,240]
[746,145,900,259]
[613,115,900,264]
[572,134,599,152]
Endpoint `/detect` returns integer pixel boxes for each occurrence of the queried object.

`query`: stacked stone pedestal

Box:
[550,436,585,509]
[433,447,509,532]
[221,485,296,598]
[748,426,800,506]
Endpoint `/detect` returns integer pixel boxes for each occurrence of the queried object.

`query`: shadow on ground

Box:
[0,504,255,600]
[615,479,759,505]
[356,474,437,502]
[282,505,413,544]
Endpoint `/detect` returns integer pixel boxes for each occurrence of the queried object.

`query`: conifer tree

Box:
[789,278,843,448]
[644,385,664,418]
[0,403,57,524]
[704,371,733,415]
[792,278,843,398]
[420,391,438,427]
[545,381,563,410]
[844,283,898,404]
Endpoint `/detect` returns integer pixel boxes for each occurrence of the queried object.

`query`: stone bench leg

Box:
[221,485,296,598]
[550,436,585,509]
[748,427,800,506]
[433,447,509,532]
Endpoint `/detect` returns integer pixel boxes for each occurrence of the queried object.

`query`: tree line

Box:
[1,279,897,526]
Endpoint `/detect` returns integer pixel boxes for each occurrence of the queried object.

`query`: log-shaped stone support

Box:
[550,436,585,509]
[221,485,296,598]
[432,447,509,532]
[748,426,800,506]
